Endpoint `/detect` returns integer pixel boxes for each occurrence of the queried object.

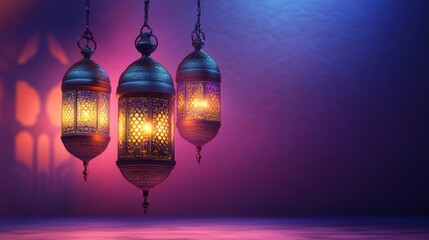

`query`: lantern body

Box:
[61,56,111,180]
[176,45,221,162]
[116,35,175,211]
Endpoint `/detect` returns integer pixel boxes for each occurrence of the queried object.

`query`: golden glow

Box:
[193,99,209,109]
[143,122,153,134]
[76,91,97,133]
[16,80,41,127]
[133,121,152,135]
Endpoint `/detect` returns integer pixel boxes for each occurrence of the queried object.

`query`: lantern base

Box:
[62,135,110,181]
[116,160,175,191]
[117,160,175,213]
[177,120,220,149]
[62,135,110,162]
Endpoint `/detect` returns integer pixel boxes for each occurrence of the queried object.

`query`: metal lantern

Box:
[176,0,221,164]
[116,31,176,213]
[61,0,111,181]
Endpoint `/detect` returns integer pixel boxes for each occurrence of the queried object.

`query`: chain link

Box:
[78,0,96,51]
[86,0,90,31]
[140,0,153,34]
[192,0,204,40]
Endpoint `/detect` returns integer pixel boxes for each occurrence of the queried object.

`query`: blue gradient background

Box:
[0,0,428,217]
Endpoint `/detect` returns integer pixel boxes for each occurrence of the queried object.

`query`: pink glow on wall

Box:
[16,80,41,127]
[15,131,34,169]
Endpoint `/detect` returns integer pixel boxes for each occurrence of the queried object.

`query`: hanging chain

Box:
[192,0,205,41]
[140,0,153,34]
[78,0,97,51]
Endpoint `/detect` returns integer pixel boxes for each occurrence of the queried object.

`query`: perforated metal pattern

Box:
[98,92,110,135]
[62,91,75,134]
[186,81,205,120]
[177,81,221,121]
[76,90,97,134]
[118,98,127,158]
[177,82,185,120]
[127,97,150,158]
[118,96,173,160]
[152,98,170,159]
[205,81,220,121]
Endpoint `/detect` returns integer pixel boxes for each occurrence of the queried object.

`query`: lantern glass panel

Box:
[118,96,173,160]
[98,92,110,135]
[178,81,220,121]
[76,90,97,134]
[62,91,75,134]
[61,90,110,135]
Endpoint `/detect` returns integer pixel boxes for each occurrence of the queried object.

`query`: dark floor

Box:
[0,217,428,239]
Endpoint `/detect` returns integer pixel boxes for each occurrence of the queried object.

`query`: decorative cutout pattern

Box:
[177,82,185,120]
[118,98,127,158]
[186,81,205,120]
[177,81,221,121]
[127,97,150,158]
[118,97,173,160]
[98,92,110,135]
[62,91,75,134]
[152,98,170,159]
[205,81,220,121]
[76,90,97,134]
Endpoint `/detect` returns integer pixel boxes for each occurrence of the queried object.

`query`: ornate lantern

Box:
[116,0,175,213]
[176,0,221,164]
[61,0,111,181]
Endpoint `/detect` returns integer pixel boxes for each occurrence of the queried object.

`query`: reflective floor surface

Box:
[0,217,428,239]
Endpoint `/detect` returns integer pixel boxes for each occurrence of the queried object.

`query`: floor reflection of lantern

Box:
[116,0,175,213]
[61,0,111,181]
[176,0,221,164]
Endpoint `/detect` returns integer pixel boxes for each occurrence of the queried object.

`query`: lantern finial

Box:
[83,162,89,181]
[143,190,149,214]
[196,146,202,164]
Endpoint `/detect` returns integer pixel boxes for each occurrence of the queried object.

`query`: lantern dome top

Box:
[116,36,174,98]
[62,57,111,93]
[176,47,221,82]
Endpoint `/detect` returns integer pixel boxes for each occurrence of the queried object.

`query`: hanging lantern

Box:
[116,0,175,213]
[176,0,221,164]
[61,0,111,181]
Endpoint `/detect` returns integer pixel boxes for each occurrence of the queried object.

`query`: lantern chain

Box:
[78,0,97,51]
[192,0,205,41]
[140,0,153,34]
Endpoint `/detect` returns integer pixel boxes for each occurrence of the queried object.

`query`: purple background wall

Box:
[0,0,428,216]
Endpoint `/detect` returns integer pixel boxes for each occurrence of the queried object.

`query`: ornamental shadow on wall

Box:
[0,30,76,213]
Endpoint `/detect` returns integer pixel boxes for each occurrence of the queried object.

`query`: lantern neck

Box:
[81,46,94,58]
[192,38,205,51]
[135,33,158,56]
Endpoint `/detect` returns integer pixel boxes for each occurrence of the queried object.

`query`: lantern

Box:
[176,0,221,164]
[116,2,176,212]
[61,0,111,181]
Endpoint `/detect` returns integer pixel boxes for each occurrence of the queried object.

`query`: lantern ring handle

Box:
[191,30,205,42]
[77,36,97,51]
[134,32,158,52]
